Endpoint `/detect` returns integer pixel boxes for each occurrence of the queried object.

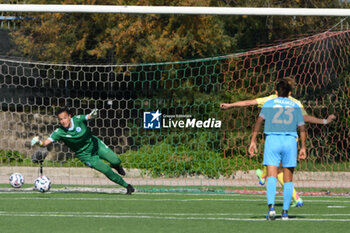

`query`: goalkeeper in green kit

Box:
[31,107,135,194]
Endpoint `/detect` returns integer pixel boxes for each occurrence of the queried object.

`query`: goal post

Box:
[1,4,350,16]
[0,4,349,194]
[0,28,349,191]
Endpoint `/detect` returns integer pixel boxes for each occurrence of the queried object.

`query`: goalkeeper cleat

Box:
[126,184,135,195]
[266,206,276,221]
[291,197,304,208]
[256,169,266,185]
[281,210,289,220]
[113,164,126,176]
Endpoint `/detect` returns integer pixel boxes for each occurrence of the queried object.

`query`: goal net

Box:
[0,8,349,194]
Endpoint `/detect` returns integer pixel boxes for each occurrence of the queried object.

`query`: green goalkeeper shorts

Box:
[75,136,121,168]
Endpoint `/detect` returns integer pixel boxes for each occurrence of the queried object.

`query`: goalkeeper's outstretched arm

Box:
[31,136,52,147]
[86,108,98,120]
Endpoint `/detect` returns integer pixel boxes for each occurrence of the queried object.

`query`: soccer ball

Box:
[34,176,51,193]
[9,173,24,188]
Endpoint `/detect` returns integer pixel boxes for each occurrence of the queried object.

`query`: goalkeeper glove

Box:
[89,108,98,119]
[31,136,43,146]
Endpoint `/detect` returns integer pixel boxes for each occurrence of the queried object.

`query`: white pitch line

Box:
[137,193,350,199]
[0,197,265,201]
[2,211,349,217]
[0,191,41,194]
[1,191,349,199]
[0,197,349,204]
[0,213,268,221]
[0,212,349,222]
[0,189,349,197]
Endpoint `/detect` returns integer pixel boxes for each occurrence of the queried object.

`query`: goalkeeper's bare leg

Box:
[277,168,303,207]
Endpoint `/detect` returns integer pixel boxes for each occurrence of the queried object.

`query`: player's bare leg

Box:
[276,167,303,207]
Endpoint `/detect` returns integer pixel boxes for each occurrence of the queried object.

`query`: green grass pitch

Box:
[0,188,349,233]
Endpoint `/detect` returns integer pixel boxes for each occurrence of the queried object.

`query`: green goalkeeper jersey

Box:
[49,115,93,154]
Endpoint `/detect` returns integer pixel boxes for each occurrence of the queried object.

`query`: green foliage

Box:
[7,0,343,64]
[0,150,26,164]
[1,0,348,176]
[121,131,261,178]
[304,69,350,163]
[0,149,86,167]
[9,0,236,63]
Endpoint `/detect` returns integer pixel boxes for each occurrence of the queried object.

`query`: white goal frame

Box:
[0,4,349,16]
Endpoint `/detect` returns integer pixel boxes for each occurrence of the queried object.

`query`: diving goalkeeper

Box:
[31,107,135,195]
[220,77,336,207]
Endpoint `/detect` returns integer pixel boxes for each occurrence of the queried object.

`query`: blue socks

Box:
[266,176,277,205]
[267,177,293,211]
[283,182,293,211]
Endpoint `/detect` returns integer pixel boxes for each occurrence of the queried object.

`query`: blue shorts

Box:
[263,135,297,168]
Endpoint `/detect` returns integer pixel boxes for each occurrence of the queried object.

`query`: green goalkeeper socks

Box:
[105,169,128,188]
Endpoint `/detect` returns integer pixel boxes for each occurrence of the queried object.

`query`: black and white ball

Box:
[34,176,51,193]
[9,173,24,188]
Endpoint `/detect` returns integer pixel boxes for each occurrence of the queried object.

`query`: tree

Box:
[8,0,343,63]
[10,0,237,63]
